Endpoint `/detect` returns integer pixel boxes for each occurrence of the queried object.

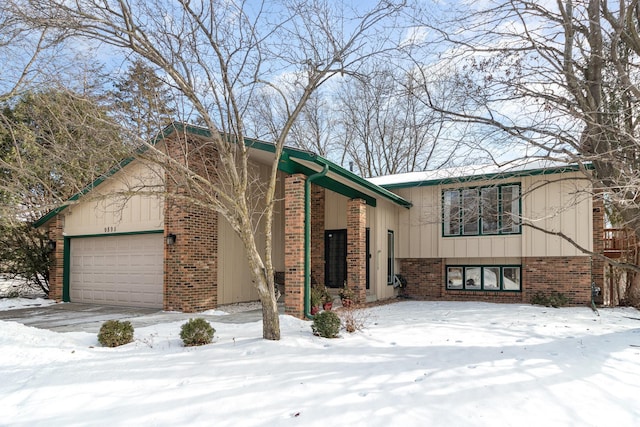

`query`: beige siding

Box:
[396,173,592,259]
[397,186,440,258]
[217,212,260,304]
[63,161,164,236]
[369,199,399,300]
[272,173,286,271]
[217,167,285,304]
[325,191,349,229]
[522,172,592,256]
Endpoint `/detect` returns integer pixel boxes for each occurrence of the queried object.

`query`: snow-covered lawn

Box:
[1,300,639,426]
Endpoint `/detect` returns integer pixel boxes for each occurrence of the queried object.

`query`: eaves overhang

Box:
[33,122,412,228]
[375,163,594,190]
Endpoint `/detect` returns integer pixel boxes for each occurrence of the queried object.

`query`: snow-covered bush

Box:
[98,320,134,347]
[311,311,341,338]
[180,318,215,346]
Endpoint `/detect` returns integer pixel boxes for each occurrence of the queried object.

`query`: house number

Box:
[104,226,116,233]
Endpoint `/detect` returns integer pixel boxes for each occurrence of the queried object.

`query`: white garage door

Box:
[70,234,164,308]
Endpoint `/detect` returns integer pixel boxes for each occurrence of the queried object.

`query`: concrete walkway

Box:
[0,302,280,333]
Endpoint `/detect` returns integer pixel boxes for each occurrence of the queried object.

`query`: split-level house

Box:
[36,124,604,317]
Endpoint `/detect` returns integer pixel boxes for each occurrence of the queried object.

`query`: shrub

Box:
[530,291,548,306]
[547,292,569,308]
[311,310,341,338]
[98,320,134,347]
[531,291,569,308]
[339,305,369,333]
[180,318,215,346]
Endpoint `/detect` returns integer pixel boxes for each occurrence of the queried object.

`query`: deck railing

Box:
[603,228,636,257]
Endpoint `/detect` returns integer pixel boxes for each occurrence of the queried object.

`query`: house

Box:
[36,124,603,317]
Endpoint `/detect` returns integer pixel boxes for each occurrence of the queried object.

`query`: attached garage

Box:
[69,233,164,308]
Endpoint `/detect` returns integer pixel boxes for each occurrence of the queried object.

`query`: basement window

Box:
[446,265,521,292]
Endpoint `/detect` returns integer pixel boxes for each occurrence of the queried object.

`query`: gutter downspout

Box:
[304,162,329,319]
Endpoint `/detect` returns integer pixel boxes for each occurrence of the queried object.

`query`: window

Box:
[443,190,460,236]
[481,187,499,234]
[446,265,521,291]
[502,267,521,290]
[387,230,395,285]
[442,184,521,236]
[447,267,463,289]
[464,267,481,289]
[501,185,520,234]
[462,189,479,235]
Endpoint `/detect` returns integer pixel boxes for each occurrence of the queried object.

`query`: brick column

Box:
[47,216,64,302]
[347,198,367,304]
[285,174,306,317]
[310,184,325,286]
[592,193,605,304]
[163,135,218,312]
[164,198,218,312]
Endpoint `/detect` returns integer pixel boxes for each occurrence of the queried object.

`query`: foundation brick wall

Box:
[310,184,325,286]
[284,174,306,317]
[347,198,367,304]
[522,256,592,304]
[163,134,218,312]
[399,258,444,299]
[400,256,593,305]
[47,216,64,302]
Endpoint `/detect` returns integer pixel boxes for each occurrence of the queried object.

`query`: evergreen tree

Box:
[112,60,176,141]
[0,88,125,294]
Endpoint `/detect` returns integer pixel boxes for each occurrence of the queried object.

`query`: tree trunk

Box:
[259,289,281,341]
[244,239,281,340]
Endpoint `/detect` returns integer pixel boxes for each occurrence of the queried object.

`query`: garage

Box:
[69,233,164,308]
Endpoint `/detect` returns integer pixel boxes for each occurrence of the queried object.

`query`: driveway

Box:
[0,301,274,333]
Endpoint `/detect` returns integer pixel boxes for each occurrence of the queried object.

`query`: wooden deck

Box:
[603,228,636,258]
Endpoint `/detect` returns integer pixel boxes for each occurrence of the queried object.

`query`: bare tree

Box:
[8,0,409,339]
[405,0,640,302]
[336,63,459,176]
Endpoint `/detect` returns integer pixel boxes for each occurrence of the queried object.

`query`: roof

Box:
[33,123,412,227]
[367,159,591,189]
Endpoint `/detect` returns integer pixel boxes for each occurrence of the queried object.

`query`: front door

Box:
[366,228,370,290]
[325,229,347,288]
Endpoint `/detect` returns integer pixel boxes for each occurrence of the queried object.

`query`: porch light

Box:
[46,239,57,252]
[166,233,177,245]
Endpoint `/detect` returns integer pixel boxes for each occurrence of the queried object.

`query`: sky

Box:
[2,295,639,426]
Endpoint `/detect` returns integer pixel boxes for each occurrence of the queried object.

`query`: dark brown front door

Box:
[325,229,347,288]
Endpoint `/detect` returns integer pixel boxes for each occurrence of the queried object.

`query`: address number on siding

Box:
[104,226,116,233]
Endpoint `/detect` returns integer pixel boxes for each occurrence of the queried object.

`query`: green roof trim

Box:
[379,164,594,190]
[33,122,411,227]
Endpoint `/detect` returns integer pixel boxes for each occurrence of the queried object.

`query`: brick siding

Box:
[163,134,218,312]
[284,174,306,317]
[310,184,325,286]
[592,193,605,303]
[47,216,64,302]
[347,198,367,304]
[399,258,444,299]
[522,256,592,304]
[400,256,593,305]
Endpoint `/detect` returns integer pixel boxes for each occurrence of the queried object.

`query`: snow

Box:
[1,300,639,426]
[368,159,574,187]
